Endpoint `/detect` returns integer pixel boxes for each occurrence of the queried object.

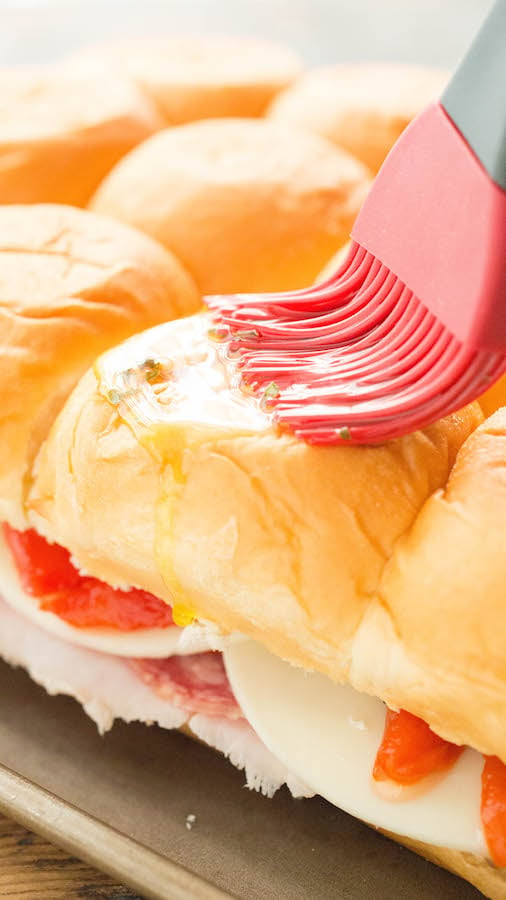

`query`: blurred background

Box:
[0,0,494,67]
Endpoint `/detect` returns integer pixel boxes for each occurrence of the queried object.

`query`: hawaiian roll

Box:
[89,119,371,293]
[479,374,506,418]
[72,35,303,124]
[357,409,506,761]
[268,64,448,173]
[0,64,163,206]
[29,367,166,599]
[0,204,200,529]
[317,242,352,281]
[29,312,482,675]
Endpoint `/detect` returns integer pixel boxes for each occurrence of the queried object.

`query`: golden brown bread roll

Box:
[0,204,200,529]
[268,63,448,173]
[12,306,505,898]
[0,48,499,900]
[89,118,371,293]
[30,366,166,599]
[0,64,163,206]
[356,409,506,761]
[316,241,352,281]
[29,315,482,726]
[479,374,506,418]
[72,35,304,124]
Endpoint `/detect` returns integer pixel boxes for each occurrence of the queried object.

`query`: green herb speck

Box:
[107,389,122,406]
[264,382,280,399]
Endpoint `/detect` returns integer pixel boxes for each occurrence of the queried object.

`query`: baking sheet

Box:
[0,660,483,899]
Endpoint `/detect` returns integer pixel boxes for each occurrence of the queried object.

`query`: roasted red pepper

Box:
[3,524,173,631]
[373,708,463,785]
[481,755,506,867]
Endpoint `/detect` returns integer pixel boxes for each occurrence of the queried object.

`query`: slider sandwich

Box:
[0,64,163,205]
[0,203,200,529]
[72,34,304,124]
[3,243,506,898]
[89,118,371,294]
[268,63,449,173]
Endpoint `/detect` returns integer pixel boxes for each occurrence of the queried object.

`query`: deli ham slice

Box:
[130,652,243,720]
[0,595,310,798]
[0,595,186,734]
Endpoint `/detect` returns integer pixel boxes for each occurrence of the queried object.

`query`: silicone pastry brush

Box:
[207,0,506,444]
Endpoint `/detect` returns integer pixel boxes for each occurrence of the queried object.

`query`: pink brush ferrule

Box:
[352,102,506,352]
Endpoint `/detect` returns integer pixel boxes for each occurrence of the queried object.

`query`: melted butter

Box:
[94,313,271,619]
[95,313,270,457]
[172,603,197,628]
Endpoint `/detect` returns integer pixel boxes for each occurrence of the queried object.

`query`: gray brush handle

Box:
[442,0,506,189]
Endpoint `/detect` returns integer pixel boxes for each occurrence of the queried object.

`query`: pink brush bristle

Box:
[205,24,506,451]
[206,242,505,444]
[205,0,506,447]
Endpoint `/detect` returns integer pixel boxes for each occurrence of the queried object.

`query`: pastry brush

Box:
[206,0,506,444]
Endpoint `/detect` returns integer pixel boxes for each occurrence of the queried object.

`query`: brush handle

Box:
[442,0,506,190]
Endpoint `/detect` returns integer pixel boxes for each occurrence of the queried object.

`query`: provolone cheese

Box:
[224,639,487,855]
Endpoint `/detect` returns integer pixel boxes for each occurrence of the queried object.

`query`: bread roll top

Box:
[0,64,163,205]
[29,314,492,759]
[0,204,200,528]
[89,118,371,293]
[357,410,506,761]
[268,64,448,173]
[72,35,303,123]
[479,374,506,418]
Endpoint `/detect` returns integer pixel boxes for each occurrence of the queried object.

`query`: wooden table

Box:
[0,815,141,899]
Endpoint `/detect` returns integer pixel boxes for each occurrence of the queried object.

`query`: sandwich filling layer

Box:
[0,595,309,799]
[223,642,506,866]
[3,525,173,630]
[3,524,506,867]
[0,529,235,658]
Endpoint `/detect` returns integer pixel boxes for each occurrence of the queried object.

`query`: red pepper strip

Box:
[3,524,174,631]
[3,524,81,594]
[373,708,464,785]
[40,582,174,630]
[481,756,506,867]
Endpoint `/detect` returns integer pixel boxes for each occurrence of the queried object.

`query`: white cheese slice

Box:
[224,639,487,855]
[0,535,234,658]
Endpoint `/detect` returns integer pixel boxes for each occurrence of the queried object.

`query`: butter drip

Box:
[94,313,271,620]
[95,313,270,453]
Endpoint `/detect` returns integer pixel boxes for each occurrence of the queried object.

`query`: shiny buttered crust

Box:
[89,118,371,293]
[0,205,200,529]
[73,35,303,123]
[268,64,448,172]
[29,316,484,751]
[0,64,162,205]
[30,368,166,599]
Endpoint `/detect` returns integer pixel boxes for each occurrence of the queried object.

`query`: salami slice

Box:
[130,652,243,720]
